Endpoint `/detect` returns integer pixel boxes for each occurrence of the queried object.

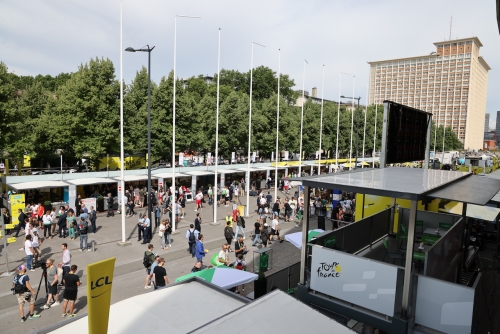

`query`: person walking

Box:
[31,226,42,265]
[61,265,80,318]
[194,213,202,233]
[159,220,167,250]
[137,213,144,242]
[195,234,208,264]
[12,264,41,322]
[194,190,203,211]
[234,211,246,240]
[261,223,270,247]
[208,186,213,206]
[252,219,262,246]
[153,203,161,228]
[143,244,155,289]
[106,194,114,217]
[78,217,89,251]
[223,221,234,253]
[270,214,283,243]
[186,224,199,258]
[88,206,97,234]
[41,259,60,309]
[61,243,71,284]
[24,235,35,272]
[14,209,26,238]
[66,211,76,240]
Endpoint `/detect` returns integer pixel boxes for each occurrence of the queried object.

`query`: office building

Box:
[496,111,500,145]
[485,112,490,132]
[368,37,490,149]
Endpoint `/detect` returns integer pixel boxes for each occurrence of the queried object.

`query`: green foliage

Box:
[1,58,461,166]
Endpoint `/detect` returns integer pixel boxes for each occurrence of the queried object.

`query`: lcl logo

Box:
[91,276,112,298]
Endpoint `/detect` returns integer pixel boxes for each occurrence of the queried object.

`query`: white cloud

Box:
[1,0,499,124]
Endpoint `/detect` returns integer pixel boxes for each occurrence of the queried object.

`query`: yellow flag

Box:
[87,257,116,334]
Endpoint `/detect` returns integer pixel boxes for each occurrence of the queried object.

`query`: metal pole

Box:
[318,65,325,175]
[246,42,265,217]
[60,154,63,181]
[147,48,152,223]
[299,60,307,176]
[119,0,127,243]
[0,213,13,277]
[349,76,355,170]
[299,185,311,285]
[274,49,280,202]
[402,200,417,318]
[336,74,341,170]
[172,16,177,231]
[362,81,368,168]
[380,102,389,169]
[372,93,378,169]
[213,28,221,224]
[355,97,360,169]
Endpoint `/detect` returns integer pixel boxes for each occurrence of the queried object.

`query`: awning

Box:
[285,229,324,249]
[9,180,69,191]
[152,172,190,179]
[425,174,500,206]
[67,177,116,185]
[236,167,264,173]
[184,170,213,176]
[438,202,500,222]
[114,175,160,182]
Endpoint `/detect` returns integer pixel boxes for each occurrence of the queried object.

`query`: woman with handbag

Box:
[162,219,172,250]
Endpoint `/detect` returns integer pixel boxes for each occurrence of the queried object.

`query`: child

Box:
[234,254,246,294]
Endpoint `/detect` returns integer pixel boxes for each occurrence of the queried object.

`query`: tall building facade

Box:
[368,37,490,149]
[485,113,490,132]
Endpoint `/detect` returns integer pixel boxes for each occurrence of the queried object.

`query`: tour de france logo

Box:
[317,261,342,278]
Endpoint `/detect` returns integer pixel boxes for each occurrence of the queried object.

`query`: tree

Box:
[0,62,17,158]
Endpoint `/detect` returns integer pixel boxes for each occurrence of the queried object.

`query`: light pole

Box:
[337,72,353,171]
[341,95,361,169]
[362,81,368,168]
[274,49,281,202]
[318,65,325,175]
[213,28,221,224]
[173,15,200,231]
[298,60,308,176]
[125,45,155,222]
[245,41,265,217]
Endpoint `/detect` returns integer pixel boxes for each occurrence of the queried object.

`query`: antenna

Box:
[449,16,452,40]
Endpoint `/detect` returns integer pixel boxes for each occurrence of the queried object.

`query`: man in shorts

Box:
[41,258,60,309]
[194,190,203,211]
[13,264,41,322]
[270,214,283,243]
[62,264,80,318]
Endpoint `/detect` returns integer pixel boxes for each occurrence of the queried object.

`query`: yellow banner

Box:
[23,155,31,167]
[7,237,16,244]
[10,194,25,225]
[5,224,16,229]
[87,257,116,334]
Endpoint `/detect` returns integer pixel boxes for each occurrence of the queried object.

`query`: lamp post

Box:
[213,28,221,225]
[318,65,325,175]
[125,45,155,222]
[341,95,361,169]
[274,49,281,202]
[298,60,308,176]
[173,15,200,231]
[337,72,354,171]
[245,41,265,217]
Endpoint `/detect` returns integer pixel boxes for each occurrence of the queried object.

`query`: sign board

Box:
[10,194,25,225]
[324,235,337,247]
[5,224,16,229]
[82,198,97,211]
[118,186,122,192]
[0,163,4,169]
[7,237,17,244]
[310,246,397,316]
[87,257,116,334]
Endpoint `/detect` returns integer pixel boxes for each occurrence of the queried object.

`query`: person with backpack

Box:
[106,194,114,217]
[223,221,234,252]
[186,224,199,258]
[78,217,89,251]
[143,244,156,289]
[12,264,41,322]
[234,254,246,294]
[195,233,208,263]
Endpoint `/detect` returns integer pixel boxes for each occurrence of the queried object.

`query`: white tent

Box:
[193,290,355,334]
[285,229,324,249]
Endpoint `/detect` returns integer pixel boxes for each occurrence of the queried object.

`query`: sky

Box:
[1,0,499,128]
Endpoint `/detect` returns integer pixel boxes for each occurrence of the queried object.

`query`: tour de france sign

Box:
[310,246,398,317]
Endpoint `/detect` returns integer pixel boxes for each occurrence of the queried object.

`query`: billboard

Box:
[310,246,398,316]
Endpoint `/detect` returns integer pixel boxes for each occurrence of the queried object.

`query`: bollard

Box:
[92,240,96,252]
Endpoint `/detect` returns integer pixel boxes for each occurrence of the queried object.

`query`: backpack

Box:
[143,251,154,268]
[188,229,196,244]
[79,222,88,235]
[224,226,233,240]
[235,260,244,270]
[240,217,246,228]
[13,274,26,294]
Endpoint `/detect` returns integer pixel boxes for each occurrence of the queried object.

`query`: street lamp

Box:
[246,41,265,217]
[318,65,325,175]
[298,59,308,176]
[341,95,361,169]
[274,49,281,202]
[173,15,200,231]
[125,45,155,223]
[337,72,354,171]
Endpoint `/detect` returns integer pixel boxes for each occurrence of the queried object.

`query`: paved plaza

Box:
[0,189,319,333]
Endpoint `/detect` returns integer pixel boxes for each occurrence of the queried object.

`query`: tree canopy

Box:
[0,59,463,168]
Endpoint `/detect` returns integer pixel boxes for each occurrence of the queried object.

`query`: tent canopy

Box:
[175,266,258,289]
[192,290,355,333]
[9,180,69,190]
[67,177,116,185]
[439,202,500,221]
[285,229,325,249]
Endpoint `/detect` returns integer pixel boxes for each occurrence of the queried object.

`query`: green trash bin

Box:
[183,160,188,167]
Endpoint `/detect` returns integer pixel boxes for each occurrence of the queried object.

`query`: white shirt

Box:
[31,229,39,247]
[195,192,203,200]
[271,218,279,230]
[24,240,33,256]
[260,197,267,206]
[43,214,52,225]
[233,188,239,196]
[218,249,228,262]
[31,205,38,215]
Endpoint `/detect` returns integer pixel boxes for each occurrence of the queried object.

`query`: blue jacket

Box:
[195,240,206,259]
